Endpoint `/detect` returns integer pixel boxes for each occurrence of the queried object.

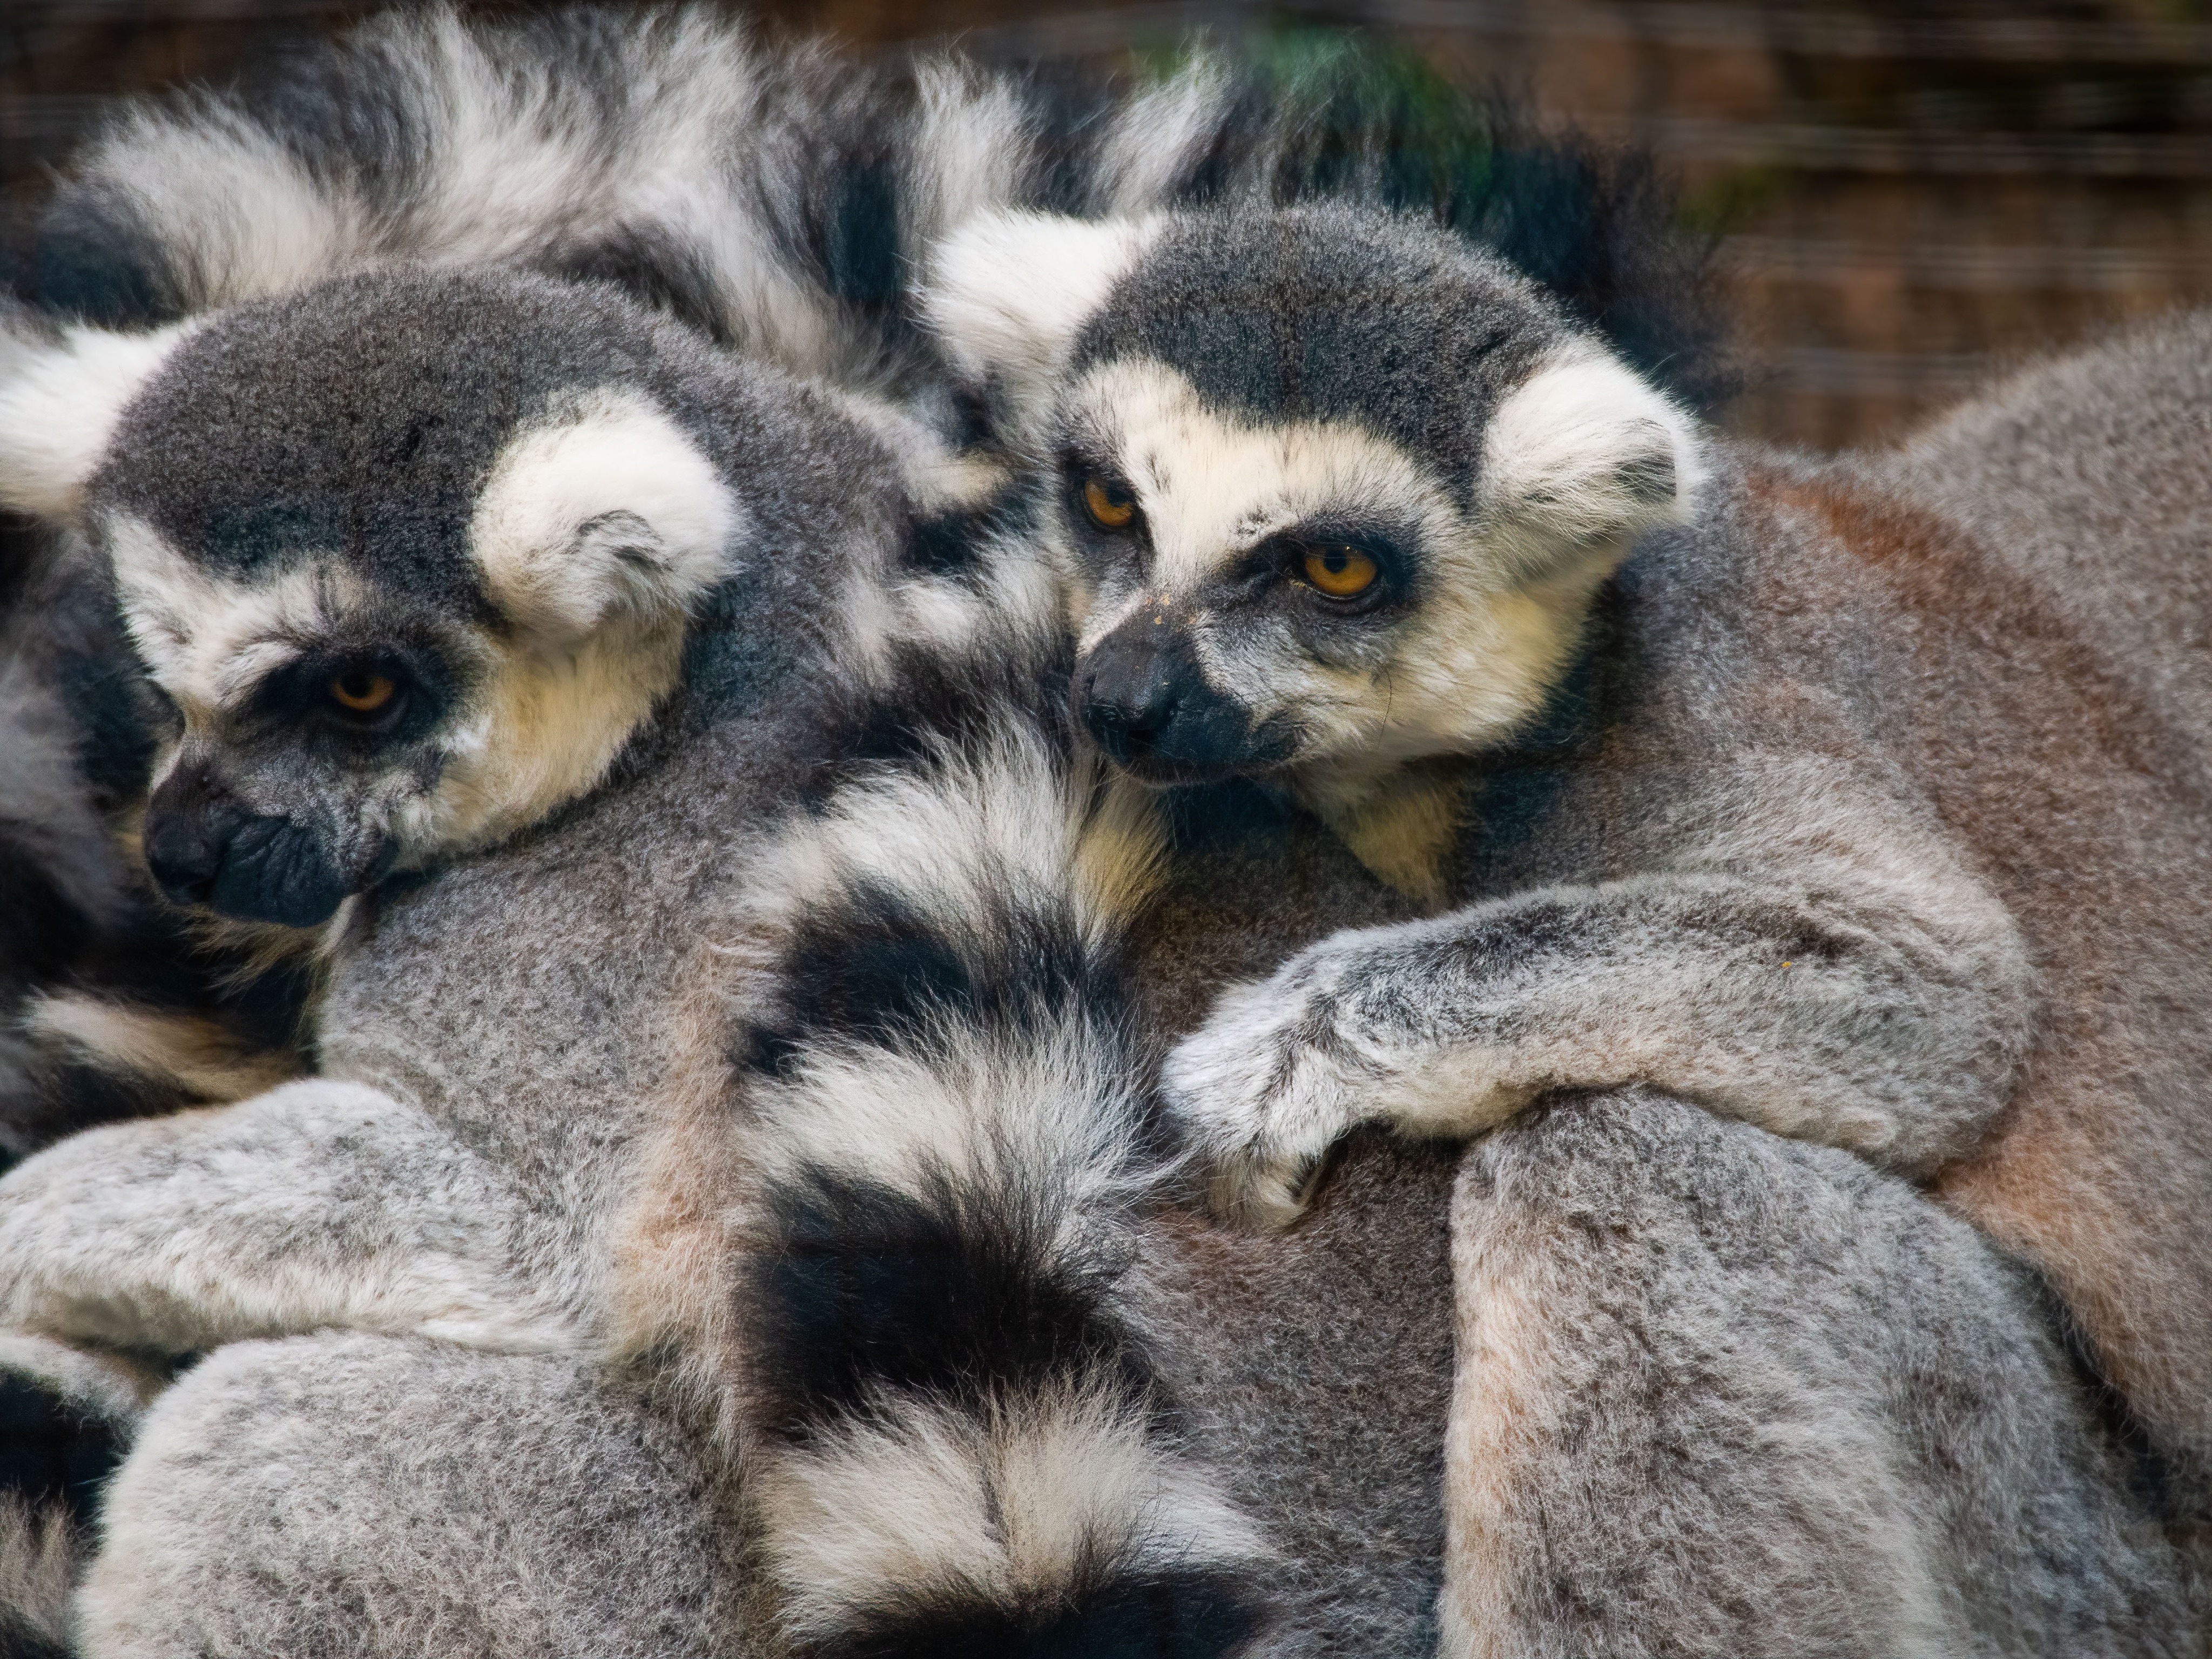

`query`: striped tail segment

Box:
[710,615,1273,1657]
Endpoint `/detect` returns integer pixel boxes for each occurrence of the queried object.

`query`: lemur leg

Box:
[76,1333,737,1659]
[1165,866,2032,1225]
[1441,1090,2190,1659]
[0,1079,573,1355]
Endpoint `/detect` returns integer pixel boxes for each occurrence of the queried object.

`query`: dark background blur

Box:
[8,0,2212,449]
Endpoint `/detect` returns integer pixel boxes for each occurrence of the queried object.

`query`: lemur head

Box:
[927,202,1702,809]
[0,268,759,930]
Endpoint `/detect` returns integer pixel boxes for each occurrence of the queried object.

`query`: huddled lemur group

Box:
[0,9,2207,1656]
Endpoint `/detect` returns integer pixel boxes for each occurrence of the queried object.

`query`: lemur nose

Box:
[142,765,247,907]
[1081,649,1177,762]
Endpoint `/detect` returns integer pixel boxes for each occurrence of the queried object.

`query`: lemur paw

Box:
[1160,955,1378,1230]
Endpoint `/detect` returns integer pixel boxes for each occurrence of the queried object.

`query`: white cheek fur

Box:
[1054,352,1698,794]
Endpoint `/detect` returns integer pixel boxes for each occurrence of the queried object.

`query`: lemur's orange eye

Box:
[1301,545,1379,598]
[1082,476,1137,529]
[330,672,396,713]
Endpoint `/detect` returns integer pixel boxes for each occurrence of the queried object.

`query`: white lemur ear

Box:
[1481,350,1705,567]
[0,318,195,520]
[922,210,1166,415]
[470,390,741,643]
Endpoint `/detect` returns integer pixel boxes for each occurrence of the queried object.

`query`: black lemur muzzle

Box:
[143,762,359,929]
[1077,616,1295,784]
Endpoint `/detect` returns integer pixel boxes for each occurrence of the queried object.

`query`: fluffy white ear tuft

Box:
[922,210,1165,412]
[470,390,741,643]
[1481,350,1705,565]
[0,321,195,520]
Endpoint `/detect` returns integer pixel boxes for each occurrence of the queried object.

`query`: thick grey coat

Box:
[0,13,2198,1654]
[927,192,2212,1595]
[1122,787,2193,1656]
[0,265,993,1653]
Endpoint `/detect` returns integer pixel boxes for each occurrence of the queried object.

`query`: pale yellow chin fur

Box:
[1300,767,1471,909]
[396,611,687,861]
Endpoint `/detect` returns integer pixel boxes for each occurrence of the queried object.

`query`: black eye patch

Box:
[1235,518,1418,619]
[251,642,454,746]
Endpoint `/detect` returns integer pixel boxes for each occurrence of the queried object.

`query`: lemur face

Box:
[0,269,743,929]
[928,203,1702,793]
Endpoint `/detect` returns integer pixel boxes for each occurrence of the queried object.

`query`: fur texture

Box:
[0,1494,78,1659]
[1439,1090,2191,1656]
[930,179,2212,1567]
[0,264,939,1355]
[78,1336,733,1657]
[0,549,314,1165]
[6,12,2198,1654]
[0,257,1012,1649]
[21,9,1729,423]
[617,552,1273,1655]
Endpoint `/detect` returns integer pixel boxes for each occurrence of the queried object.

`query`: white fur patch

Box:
[470,388,740,642]
[1482,349,1704,562]
[922,211,1165,414]
[1092,62,1229,216]
[0,324,195,520]
[905,60,1036,256]
[91,104,361,306]
[104,514,348,720]
[760,1386,1269,1643]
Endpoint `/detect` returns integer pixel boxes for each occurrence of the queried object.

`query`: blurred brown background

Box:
[8,0,2212,449]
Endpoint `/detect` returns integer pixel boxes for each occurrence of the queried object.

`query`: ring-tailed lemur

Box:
[32,7,1730,424]
[9,10,2195,1653]
[615,457,2197,1655]
[1,21,1287,1639]
[0,256,1005,1555]
[0,272,1273,1659]
[923,200,2212,1527]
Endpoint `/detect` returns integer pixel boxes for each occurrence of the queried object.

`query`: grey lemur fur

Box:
[26,6,1727,420]
[4,8,2201,1653]
[924,201,2212,1559]
[0,257,1024,1650]
[623,382,2199,1653]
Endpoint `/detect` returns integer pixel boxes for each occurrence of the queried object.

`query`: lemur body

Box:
[0,260,1038,1648]
[3,9,2201,1652]
[927,205,2212,1546]
[611,538,2193,1655]
[87,736,2200,1655]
